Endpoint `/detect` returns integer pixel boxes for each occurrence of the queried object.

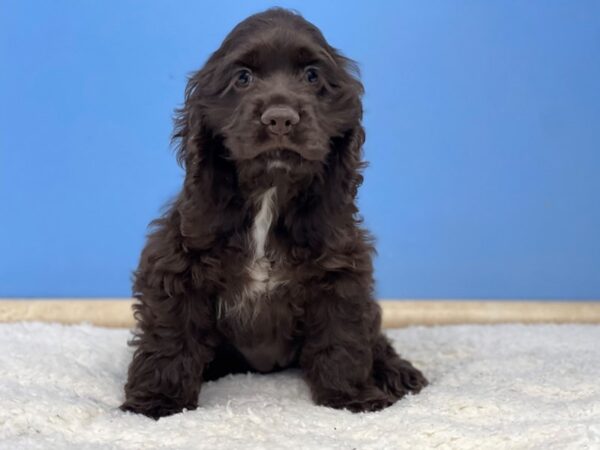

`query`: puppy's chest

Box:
[217,187,301,371]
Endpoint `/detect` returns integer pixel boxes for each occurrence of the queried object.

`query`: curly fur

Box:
[121,7,427,419]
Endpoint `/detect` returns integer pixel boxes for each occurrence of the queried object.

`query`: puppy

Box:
[121,8,427,419]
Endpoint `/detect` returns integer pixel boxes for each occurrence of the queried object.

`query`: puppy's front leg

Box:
[300,284,393,412]
[120,292,219,419]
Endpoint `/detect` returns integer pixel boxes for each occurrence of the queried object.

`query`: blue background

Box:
[1,1,599,299]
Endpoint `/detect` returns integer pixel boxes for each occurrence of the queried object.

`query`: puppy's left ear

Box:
[326,124,367,203]
[323,50,367,202]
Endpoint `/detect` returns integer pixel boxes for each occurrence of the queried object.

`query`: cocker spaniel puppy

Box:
[121,8,427,419]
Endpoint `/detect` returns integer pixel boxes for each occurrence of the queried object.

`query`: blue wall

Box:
[1,1,599,299]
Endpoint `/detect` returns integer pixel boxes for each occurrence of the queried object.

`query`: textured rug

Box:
[0,322,599,449]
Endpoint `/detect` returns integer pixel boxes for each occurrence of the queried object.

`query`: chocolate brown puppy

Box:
[121,7,427,419]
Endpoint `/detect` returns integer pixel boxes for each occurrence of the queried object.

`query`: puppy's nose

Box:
[261,105,300,136]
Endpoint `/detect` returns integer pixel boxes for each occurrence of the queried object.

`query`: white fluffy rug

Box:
[1,322,599,449]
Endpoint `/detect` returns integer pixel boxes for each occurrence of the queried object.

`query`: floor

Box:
[1,322,599,449]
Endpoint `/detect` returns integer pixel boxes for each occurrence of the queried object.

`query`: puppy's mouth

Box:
[259,148,303,167]
[255,138,325,160]
[225,130,328,166]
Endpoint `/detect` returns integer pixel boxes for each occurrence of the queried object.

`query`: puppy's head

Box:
[176,8,364,181]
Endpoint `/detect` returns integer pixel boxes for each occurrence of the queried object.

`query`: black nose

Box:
[260,105,300,136]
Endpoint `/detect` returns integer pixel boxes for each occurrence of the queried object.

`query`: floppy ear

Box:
[172,69,211,169]
[171,72,242,251]
[322,48,367,204]
[325,124,367,206]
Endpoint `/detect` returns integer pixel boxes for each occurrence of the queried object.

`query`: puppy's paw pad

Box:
[317,386,395,413]
[120,399,193,420]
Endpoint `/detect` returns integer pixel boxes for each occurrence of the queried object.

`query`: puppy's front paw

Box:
[120,396,195,420]
[374,356,428,399]
[316,385,395,413]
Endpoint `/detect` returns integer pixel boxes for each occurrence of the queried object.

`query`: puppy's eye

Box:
[305,67,319,84]
[235,69,253,88]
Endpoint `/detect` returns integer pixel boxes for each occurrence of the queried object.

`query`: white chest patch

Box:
[245,187,278,297]
[218,186,286,321]
[251,187,277,261]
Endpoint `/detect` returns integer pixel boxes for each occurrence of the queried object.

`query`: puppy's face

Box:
[191,11,363,174]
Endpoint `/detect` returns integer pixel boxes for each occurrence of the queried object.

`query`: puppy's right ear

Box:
[171,68,214,168]
[171,68,241,251]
